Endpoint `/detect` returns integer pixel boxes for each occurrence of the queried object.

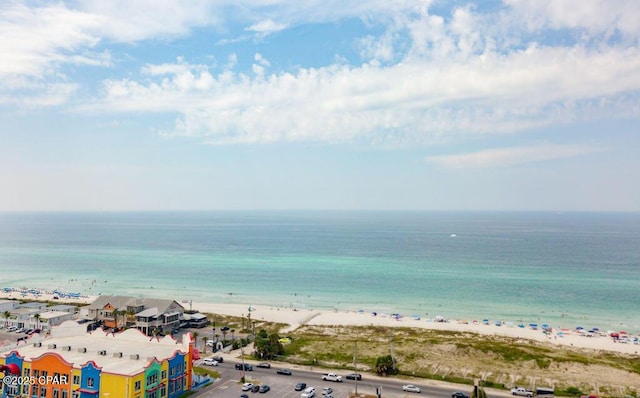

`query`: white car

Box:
[241,383,253,391]
[206,340,215,347]
[202,358,218,366]
[403,384,421,393]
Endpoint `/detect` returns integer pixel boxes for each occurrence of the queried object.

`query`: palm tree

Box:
[126,309,136,329]
[111,309,121,330]
[231,329,235,342]
[202,336,208,354]
[3,311,10,328]
[33,313,41,330]
[193,331,199,348]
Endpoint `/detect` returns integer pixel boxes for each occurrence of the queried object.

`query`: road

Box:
[190,360,510,398]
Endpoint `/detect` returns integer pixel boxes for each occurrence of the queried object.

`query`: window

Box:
[53,389,59,398]
[72,375,80,385]
[135,380,141,391]
[161,370,166,380]
[160,386,166,397]
[87,378,94,387]
[41,371,48,379]
[62,390,68,398]
[33,369,40,379]
[40,385,46,398]
[146,372,158,385]
[23,368,30,377]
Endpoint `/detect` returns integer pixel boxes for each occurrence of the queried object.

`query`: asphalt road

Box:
[190,360,498,398]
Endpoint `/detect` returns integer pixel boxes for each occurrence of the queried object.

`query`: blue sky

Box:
[1,0,639,211]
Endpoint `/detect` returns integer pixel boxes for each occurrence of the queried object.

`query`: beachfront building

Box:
[0,300,18,314]
[30,311,75,331]
[182,313,209,328]
[3,307,40,330]
[0,321,194,398]
[46,305,78,314]
[86,295,185,336]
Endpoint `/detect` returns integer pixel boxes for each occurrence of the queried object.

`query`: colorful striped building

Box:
[0,322,194,398]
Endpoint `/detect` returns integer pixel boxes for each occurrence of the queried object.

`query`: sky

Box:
[1,0,639,212]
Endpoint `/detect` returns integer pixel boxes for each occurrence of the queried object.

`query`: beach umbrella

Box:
[576,326,584,330]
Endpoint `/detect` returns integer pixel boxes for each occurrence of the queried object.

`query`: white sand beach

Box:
[3,289,639,356]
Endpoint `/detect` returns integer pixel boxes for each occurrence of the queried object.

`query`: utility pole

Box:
[353,341,358,394]
[389,334,396,370]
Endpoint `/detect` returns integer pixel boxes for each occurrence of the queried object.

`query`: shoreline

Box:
[3,289,640,356]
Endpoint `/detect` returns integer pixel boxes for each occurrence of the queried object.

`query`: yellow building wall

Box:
[101,371,130,397]
[129,371,145,398]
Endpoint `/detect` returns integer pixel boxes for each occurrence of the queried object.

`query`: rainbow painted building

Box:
[0,322,194,398]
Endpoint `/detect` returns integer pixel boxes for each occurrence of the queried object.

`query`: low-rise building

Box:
[86,296,184,336]
[46,305,78,314]
[0,321,194,398]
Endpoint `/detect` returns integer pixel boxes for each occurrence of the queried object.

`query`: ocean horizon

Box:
[1,210,639,332]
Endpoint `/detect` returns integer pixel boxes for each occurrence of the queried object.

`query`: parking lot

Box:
[192,362,378,398]
[188,358,506,398]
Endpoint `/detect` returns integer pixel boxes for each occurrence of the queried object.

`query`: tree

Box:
[126,309,136,329]
[230,329,235,342]
[33,313,41,330]
[202,336,208,354]
[375,355,398,376]
[3,311,10,328]
[254,330,284,360]
[193,331,199,348]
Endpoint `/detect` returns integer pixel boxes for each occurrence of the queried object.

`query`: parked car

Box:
[15,328,25,333]
[295,382,307,391]
[235,363,253,371]
[202,358,218,366]
[212,356,224,363]
[345,373,362,380]
[7,326,17,332]
[277,368,292,375]
[241,395,249,398]
[452,393,470,398]
[403,384,421,393]
[259,385,270,393]
[322,387,333,395]
[257,362,271,368]
[241,383,253,391]
[251,385,260,393]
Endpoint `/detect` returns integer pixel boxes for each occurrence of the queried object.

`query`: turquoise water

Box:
[0,211,639,331]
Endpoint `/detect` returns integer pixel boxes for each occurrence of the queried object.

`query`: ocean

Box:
[0,211,639,332]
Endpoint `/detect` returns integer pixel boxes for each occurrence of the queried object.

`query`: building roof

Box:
[3,325,191,376]
[18,302,46,309]
[36,311,72,321]
[47,305,77,312]
[87,295,184,315]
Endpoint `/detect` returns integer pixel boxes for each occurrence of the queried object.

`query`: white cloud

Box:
[245,19,287,39]
[505,0,640,40]
[85,39,640,146]
[0,2,102,78]
[425,143,605,169]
